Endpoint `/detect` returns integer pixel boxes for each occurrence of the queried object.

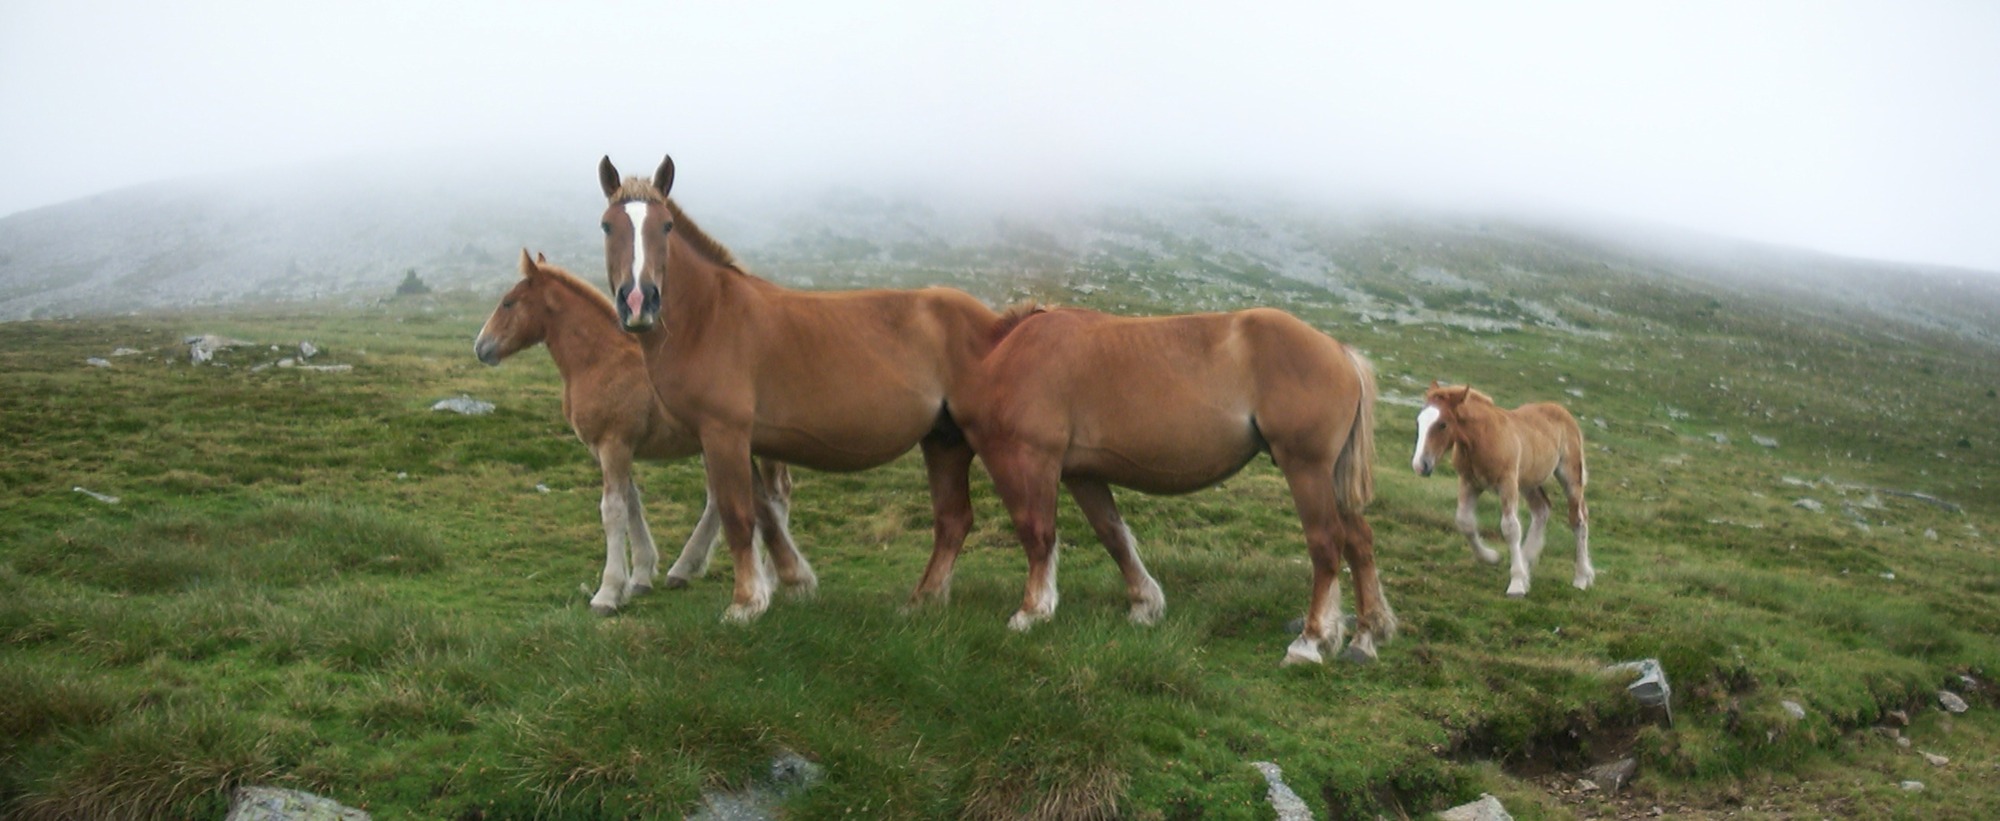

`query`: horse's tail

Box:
[1333,345,1377,513]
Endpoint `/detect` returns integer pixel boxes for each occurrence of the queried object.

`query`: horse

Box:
[597,155,1003,622]
[1410,382,1594,597]
[948,304,1395,666]
[474,250,805,615]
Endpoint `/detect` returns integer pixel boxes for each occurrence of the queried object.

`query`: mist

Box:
[4,1,1998,271]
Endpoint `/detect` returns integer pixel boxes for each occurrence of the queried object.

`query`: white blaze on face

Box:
[1412,405,1442,472]
[623,201,650,286]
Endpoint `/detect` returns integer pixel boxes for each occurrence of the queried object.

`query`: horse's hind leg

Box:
[1500,484,1531,598]
[753,460,816,598]
[1457,483,1500,565]
[1276,458,1348,666]
[663,490,721,589]
[621,475,660,599]
[907,436,977,608]
[1336,505,1396,662]
[1559,461,1594,590]
[589,448,636,616]
[1523,485,1551,566]
[1065,478,1165,626]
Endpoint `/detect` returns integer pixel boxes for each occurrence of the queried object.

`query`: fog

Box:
[4,1,1997,271]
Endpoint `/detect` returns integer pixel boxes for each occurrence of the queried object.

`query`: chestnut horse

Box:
[1410,383,1593,597]
[475,250,804,615]
[598,155,1002,622]
[950,305,1394,665]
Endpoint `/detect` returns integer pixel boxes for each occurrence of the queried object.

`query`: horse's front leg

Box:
[753,459,815,597]
[1499,485,1530,598]
[1066,478,1165,626]
[662,489,721,588]
[1456,483,1500,565]
[702,434,774,623]
[589,448,635,616]
[1523,485,1552,566]
[621,475,660,600]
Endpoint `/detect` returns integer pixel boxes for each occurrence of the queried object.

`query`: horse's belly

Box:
[750,407,934,472]
[1065,425,1261,495]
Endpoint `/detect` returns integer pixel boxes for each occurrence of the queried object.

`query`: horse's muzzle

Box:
[1413,457,1434,477]
[617,282,661,332]
[473,336,501,366]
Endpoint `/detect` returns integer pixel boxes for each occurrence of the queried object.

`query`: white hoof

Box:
[721,599,768,624]
[1573,569,1595,591]
[1475,546,1501,565]
[1007,609,1049,632]
[1128,598,1165,627]
[783,572,820,599]
[1281,636,1326,666]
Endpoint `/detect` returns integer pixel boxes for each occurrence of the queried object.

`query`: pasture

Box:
[3,233,1998,819]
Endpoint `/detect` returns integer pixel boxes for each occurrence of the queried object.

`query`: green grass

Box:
[2,236,1998,820]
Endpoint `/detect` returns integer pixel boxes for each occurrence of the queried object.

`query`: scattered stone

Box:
[1584,758,1638,793]
[396,472,408,480]
[1794,498,1825,513]
[299,340,319,360]
[1898,737,1912,749]
[1880,572,1896,580]
[1752,435,1779,448]
[1886,709,1910,727]
[1873,726,1901,740]
[1780,475,1813,487]
[431,396,495,415]
[1565,388,1585,399]
[277,358,296,368]
[1900,780,1925,792]
[186,333,254,364]
[1250,762,1311,821]
[535,484,551,493]
[1708,432,1729,444]
[72,486,120,504]
[1577,778,1600,793]
[1604,659,1672,708]
[225,786,370,821]
[1925,528,1939,540]
[1922,751,1950,767]
[296,364,352,373]
[1939,691,1969,714]
[111,347,143,356]
[85,357,111,367]
[1437,793,1513,821]
[688,750,824,821]
[1782,700,1806,721]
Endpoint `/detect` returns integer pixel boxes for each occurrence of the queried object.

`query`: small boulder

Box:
[1922,751,1950,767]
[1782,701,1806,721]
[1603,659,1671,708]
[1250,762,1312,821]
[225,786,370,821]
[1900,780,1925,792]
[1584,758,1638,793]
[1708,432,1729,444]
[299,340,319,360]
[1437,793,1513,821]
[431,396,495,415]
[1752,435,1779,448]
[1939,691,1969,714]
[85,357,111,367]
[1794,498,1825,513]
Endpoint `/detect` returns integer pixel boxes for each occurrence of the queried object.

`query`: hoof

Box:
[784,579,819,600]
[1337,634,1379,663]
[629,583,653,598]
[1282,636,1326,666]
[1128,602,1164,627]
[1505,589,1527,599]
[721,602,767,624]
[1475,548,1501,565]
[1007,610,1047,632]
[1573,570,1596,591]
[662,575,691,590]
[589,602,619,617]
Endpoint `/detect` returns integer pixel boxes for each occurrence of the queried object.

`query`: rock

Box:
[1565,388,1585,398]
[296,364,352,373]
[1250,762,1312,821]
[535,484,551,493]
[1922,751,1950,767]
[299,340,319,360]
[278,358,296,368]
[85,357,111,367]
[1584,758,1638,793]
[431,396,495,415]
[1939,691,1969,714]
[187,333,254,364]
[1886,709,1910,726]
[1752,435,1779,448]
[1794,498,1825,513]
[1603,659,1672,708]
[1437,793,1513,821]
[72,486,120,504]
[1897,736,1912,748]
[1782,701,1806,720]
[1591,417,1606,430]
[1577,778,1600,793]
[1900,780,1925,792]
[688,750,824,821]
[1925,528,1939,540]
[225,786,370,820]
[1708,432,1729,444]
[111,347,143,356]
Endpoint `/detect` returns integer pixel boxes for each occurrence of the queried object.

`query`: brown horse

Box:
[598,155,1003,622]
[1410,382,1593,597]
[948,305,1394,665]
[474,250,804,615]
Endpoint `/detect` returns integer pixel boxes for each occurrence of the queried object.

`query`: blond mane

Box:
[610,177,746,273]
[529,258,619,320]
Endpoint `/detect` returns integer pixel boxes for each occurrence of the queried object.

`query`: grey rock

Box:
[187,333,254,364]
[1591,417,1606,429]
[1437,793,1514,821]
[297,364,352,373]
[299,340,319,360]
[1794,498,1825,513]
[278,358,296,368]
[1708,432,1729,444]
[431,396,495,415]
[225,786,370,821]
[85,357,111,367]
[1251,762,1311,821]
[1604,659,1672,708]
[1583,757,1637,793]
[1753,435,1779,448]
[111,347,143,356]
[1782,700,1806,721]
[1922,751,1950,767]
[1886,709,1909,727]
[1939,690,1969,714]
[689,750,824,821]
[1900,780,1925,792]
[72,486,120,504]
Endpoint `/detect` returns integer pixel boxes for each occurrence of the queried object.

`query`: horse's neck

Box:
[538,289,622,378]
[662,236,754,332]
[1450,402,1504,462]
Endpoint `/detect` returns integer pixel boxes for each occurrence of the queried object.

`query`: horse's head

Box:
[1412,381,1475,476]
[474,250,555,365]
[598,155,676,332]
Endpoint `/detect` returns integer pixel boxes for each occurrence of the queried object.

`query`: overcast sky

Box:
[3,1,1997,270]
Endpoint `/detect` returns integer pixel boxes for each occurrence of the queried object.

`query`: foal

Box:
[951,305,1394,665]
[1410,383,1593,597]
[475,251,803,615]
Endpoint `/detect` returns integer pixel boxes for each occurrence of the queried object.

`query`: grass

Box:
[2,222,1998,820]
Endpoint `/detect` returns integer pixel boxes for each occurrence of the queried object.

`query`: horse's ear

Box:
[518,248,536,276]
[536,252,547,264]
[598,156,621,198]
[654,155,676,197]
[1429,379,1442,389]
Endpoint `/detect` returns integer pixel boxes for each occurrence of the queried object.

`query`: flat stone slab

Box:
[225,786,369,821]
[1437,793,1513,821]
[1251,762,1311,821]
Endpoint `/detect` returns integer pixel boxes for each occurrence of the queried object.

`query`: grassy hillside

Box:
[2,214,1998,819]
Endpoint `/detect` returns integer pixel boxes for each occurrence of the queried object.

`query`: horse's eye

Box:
[663,221,674,234]
[600,222,611,235]
[501,300,516,309]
